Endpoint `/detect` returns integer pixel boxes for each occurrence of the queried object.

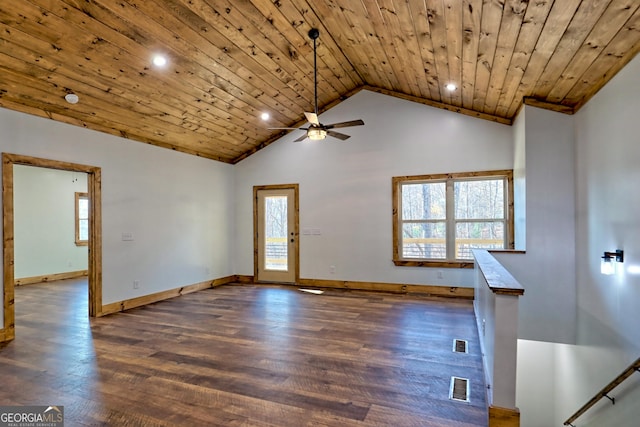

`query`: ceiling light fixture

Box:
[152,54,167,67]
[267,28,364,142]
[261,112,270,121]
[307,127,327,141]
[64,93,79,104]
[445,83,457,91]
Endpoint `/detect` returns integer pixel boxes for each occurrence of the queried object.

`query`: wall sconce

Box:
[601,249,624,275]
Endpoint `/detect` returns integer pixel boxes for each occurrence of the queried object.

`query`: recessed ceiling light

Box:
[64,93,79,104]
[445,83,457,91]
[152,54,167,67]
[261,112,270,121]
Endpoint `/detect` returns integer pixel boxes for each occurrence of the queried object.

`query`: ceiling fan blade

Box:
[304,112,320,125]
[293,133,309,142]
[324,119,365,129]
[268,127,300,130]
[326,130,351,141]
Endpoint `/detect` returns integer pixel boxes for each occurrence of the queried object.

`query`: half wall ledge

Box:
[473,249,524,427]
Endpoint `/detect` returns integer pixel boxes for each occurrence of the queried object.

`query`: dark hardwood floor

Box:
[1,279,487,426]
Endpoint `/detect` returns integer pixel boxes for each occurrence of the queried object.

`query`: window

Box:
[392,170,513,268]
[75,192,89,246]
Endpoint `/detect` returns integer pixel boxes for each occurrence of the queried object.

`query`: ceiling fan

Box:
[269,28,364,142]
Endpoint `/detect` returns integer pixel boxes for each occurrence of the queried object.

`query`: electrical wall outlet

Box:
[330,265,336,274]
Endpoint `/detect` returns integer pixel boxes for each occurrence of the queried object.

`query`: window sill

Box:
[393,259,475,269]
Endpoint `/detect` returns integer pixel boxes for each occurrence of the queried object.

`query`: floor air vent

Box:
[449,376,470,402]
[453,339,468,353]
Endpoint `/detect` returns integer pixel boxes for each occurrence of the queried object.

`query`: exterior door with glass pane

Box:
[254,185,298,283]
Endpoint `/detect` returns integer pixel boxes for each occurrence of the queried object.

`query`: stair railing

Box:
[564,357,640,426]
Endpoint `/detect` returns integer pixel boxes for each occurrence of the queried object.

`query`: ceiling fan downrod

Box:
[266,27,364,142]
[308,28,320,117]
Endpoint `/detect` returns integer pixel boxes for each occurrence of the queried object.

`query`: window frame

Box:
[392,170,514,268]
[75,191,89,246]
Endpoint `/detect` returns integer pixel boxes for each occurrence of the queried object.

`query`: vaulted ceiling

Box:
[1,1,639,163]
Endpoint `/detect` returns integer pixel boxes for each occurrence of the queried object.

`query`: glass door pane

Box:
[265,195,288,271]
[255,186,298,284]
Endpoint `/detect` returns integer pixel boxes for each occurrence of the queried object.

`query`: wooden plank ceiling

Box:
[1,1,639,164]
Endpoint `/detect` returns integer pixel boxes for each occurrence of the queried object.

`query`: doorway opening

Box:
[254,184,299,284]
[2,153,103,343]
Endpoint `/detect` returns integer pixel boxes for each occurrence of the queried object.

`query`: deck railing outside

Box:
[266,237,504,264]
[403,237,503,259]
[265,237,504,266]
[265,237,287,269]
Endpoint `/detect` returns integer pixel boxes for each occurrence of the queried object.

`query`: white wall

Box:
[14,165,88,278]
[234,90,513,287]
[516,340,558,427]
[494,105,577,344]
[517,339,640,427]
[516,54,640,426]
[0,107,235,317]
[571,50,640,425]
[474,257,521,409]
[574,53,640,355]
[512,109,526,250]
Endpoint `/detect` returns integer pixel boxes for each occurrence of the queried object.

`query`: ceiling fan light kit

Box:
[269,28,364,142]
[307,128,327,140]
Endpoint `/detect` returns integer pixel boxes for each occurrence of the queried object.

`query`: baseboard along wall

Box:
[297,278,474,299]
[235,276,473,299]
[101,275,238,315]
[101,276,473,316]
[15,270,88,286]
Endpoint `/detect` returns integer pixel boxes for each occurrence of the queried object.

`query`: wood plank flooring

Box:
[0,279,487,426]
